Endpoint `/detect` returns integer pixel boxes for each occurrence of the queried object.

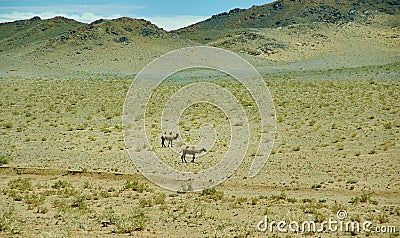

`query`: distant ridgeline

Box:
[175,0,400,31]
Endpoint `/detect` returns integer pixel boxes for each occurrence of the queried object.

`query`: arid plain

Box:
[0,1,399,237]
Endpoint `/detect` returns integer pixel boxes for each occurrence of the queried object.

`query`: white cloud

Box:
[0,4,144,15]
[145,15,209,31]
[0,4,143,23]
[0,12,37,22]
[0,11,123,24]
[0,12,209,31]
[0,4,208,31]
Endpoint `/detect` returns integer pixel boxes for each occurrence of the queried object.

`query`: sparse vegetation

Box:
[0,3,399,236]
[52,180,71,189]
[0,155,10,166]
[113,209,147,233]
[2,122,13,129]
[8,178,33,191]
[0,207,17,233]
[25,193,46,212]
[251,197,259,205]
[138,198,153,208]
[153,193,166,205]
[270,192,287,201]
[349,193,378,205]
[200,187,224,201]
[122,180,152,193]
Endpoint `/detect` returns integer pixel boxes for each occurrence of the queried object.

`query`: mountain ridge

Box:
[177,0,400,30]
[0,1,399,76]
[174,0,400,43]
[0,16,86,52]
[1,16,194,76]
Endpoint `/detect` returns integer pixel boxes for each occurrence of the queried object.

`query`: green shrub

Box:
[359,193,369,203]
[8,178,33,191]
[301,198,314,203]
[4,190,23,201]
[200,187,224,201]
[287,197,297,203]
[139,198,153,208]
[270,192,287,201]
[2,122,13,129]
[113,209,147,233]
[83,180,92,189]
[383,123,392,129]
[0,155,10,166]
[251,197,259,205]
[349,193,374,204]
[292,146,300,151]
[52,180,71,189]
[71,196,89,210]
[309,119,317,126]
[53,199,69,213]
[235,197,247,205]
[0,208,17,232]
[153,193,166,205]
[122,180,151,193]
[24,193,45,207]
[331,202,346,213]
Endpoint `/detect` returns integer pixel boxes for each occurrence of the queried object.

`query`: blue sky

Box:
[0,0,274,30]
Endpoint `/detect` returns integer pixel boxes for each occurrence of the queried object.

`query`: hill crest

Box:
[175,0,399,32]
[0,2,398,76]
[2,16,192,75]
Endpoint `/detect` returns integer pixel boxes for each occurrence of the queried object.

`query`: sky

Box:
[0,0,275,30]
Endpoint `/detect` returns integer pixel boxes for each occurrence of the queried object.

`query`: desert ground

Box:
[1,11,399,238]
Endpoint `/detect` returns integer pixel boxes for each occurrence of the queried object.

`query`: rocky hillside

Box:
[52,17,168,46]
[168,0,399,65]
[1,17,193,75]
[174,0,400,43]
[0,1,398,76]
[182,0,399,29]
[0,16,86,52]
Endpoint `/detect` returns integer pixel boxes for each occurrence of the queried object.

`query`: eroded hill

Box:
[1,17,194,76]
[0,1,399,76]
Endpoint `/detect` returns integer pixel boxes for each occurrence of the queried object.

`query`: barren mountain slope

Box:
[1,17,194,76]
[0,16,86,52]
[174,0,400,43]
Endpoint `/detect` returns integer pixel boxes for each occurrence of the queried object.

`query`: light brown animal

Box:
[181,146,206,163]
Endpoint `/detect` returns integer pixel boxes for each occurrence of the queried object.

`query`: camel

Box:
[181,146,207,163]
[161,132,179,147]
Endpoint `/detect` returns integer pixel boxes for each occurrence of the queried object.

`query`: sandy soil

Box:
[0,19,399,237]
